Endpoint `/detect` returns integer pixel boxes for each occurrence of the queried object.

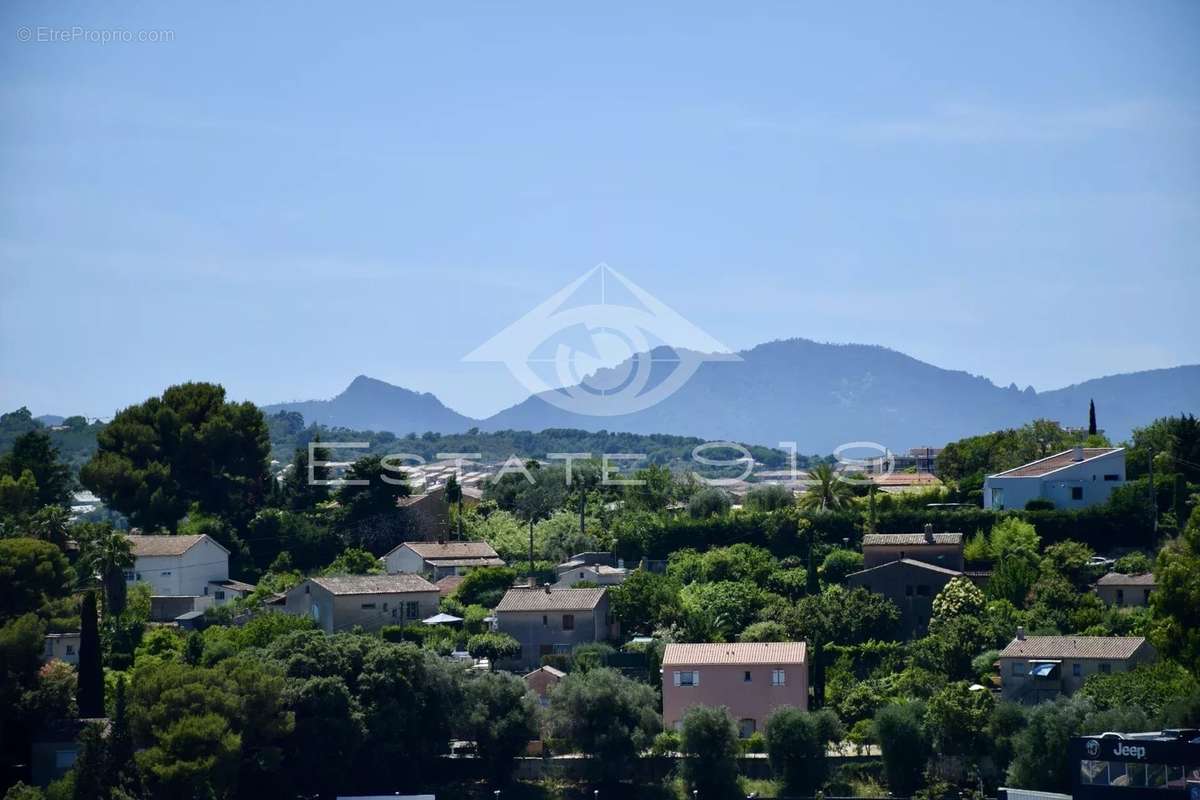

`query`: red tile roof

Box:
[663,642,807,666]
[991,448,1123,478]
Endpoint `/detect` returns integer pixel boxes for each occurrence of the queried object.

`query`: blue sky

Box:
[2,1,1198,420]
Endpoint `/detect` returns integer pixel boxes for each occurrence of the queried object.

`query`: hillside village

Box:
[1,389,1197,800]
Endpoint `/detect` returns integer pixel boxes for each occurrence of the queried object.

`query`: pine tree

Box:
[105,675,139,796]
[77,590,104,718]
[1088,399,1097,436]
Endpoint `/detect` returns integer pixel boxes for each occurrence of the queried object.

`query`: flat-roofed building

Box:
[984,447,1126,511]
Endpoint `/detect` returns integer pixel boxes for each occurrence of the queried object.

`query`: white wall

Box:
[128,537,229,596]
[384,545,426,575]
[984,451,1125,511]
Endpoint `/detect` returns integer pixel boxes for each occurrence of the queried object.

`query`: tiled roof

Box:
[126,534,222,557]
[872,473,943,486]
[394,541,499,559]
[1096,572,1156,587]
[991,448,1123,478]
[309,574,437,596]
[495,587,606,612]
[847,558,964,578]
[663,642,808,666]
[435,574,465,595]
[524,665,566,679]
[999,635,1148,660]
[862,532,963,546]
[426,557,507,568]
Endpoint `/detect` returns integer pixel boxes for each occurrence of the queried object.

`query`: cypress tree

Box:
[72,722,108,800]
[1088,399,1097,436]
[77,590,104,718]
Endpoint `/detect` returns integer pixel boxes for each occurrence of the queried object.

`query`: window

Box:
[215,591,225,601]
[916,585,930,597]
[1143,589,1152,602]
[1104,474,1120,481]
[744,670,752,683]
[54,750,77,769]
[65,645,75,656]
[1099,662,1111,674]
[542,615,548,626]
[674,671,699,687]
[771,669,786,686]
[1071,487,1084,501]
[738,719,756,738]
[991,488,1005,510]
[160,571,172,576]
[1012,661,1027,676]
[361,603,376,610]
[405,601,419,619]
[1072,663,1081,677]
[382,602,388,611]
[1116,589,1125,605]
[562,614,575,631]
[123,569,134,581]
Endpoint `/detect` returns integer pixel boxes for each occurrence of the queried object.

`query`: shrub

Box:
[765,706,843,794]
[679,705,740,798]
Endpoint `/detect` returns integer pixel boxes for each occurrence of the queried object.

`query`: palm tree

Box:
[798,463,852,511]
[84,529,134,616]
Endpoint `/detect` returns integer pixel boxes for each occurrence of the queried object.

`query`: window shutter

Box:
[693,671,699,686]
[673,671,681,686]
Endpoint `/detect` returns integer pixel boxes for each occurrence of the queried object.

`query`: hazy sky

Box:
[2,1,1198,420]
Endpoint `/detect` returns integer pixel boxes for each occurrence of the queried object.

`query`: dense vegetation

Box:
[2,385,1198,800]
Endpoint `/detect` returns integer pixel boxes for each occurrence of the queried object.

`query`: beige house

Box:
[383,540,504,578]
[998,630,1156,704]
[284,574,439,633]
[862,526,964,571]
[662,642,809,738]
[524,664,566,707]
[1095,572,1155,607]
[494,587,613,670]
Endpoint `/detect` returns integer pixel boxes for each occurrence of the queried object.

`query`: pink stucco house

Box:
[662,641,808,737]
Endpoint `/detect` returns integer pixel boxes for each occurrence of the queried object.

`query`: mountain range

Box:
[261,338,1200,453]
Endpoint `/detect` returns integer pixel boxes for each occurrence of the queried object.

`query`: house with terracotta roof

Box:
[662,642,808,737]
[383,540,505,578]
[283,574,439,633]
[983,446,1126,511]
[494,586,612,669]
[862,525,964,570]
[1095,572,1156,607]
[998,628,1156,704]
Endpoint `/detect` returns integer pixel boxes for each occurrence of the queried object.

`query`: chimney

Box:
[543,582,552,594]
[924,523,934,542]
[1016,626,1026,641]
[1072,446,1084,462]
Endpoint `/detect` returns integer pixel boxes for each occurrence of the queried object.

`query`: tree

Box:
[1088,399,1097,436]
[137,713,241,800]
[80,527,133,616]
[279,438,331,511]
[105,675,139,797]
[679,581,764,641]
[71,721,108,800]
[931,577,986,624]
[679,705,740,799]
[76,591,104,718]
[454,566,518,609]
[765,706,843,794]
[745,483,794,513]
[281,676,365,799]
[875,701,930,795]
[609,569,681,634]
[820,549,863,585]
[1150,505,1200,676]
[546,668,660,783]
[460,671,539,783]
[0,430,73,509]
[1079,661,1199,719]
[80,383,270,531]
[321,547,381,576]
[467,632,521,668]
[687,487,731,519]
[0,538,72,620]
[336,455,413,553]
[924,682,995,760]
[445,473,464,539]
[798,463,852,511]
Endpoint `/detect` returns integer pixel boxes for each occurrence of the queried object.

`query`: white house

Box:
[553,564,629,588]
[382,541,504,578]
[983,447,1125,511]
[124,534,231,597]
